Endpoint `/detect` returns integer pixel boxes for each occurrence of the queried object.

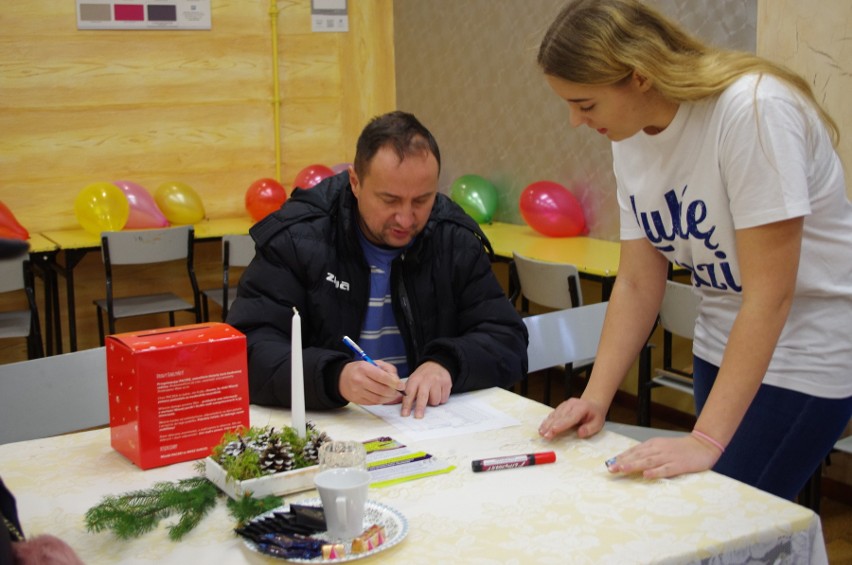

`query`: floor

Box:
[522,369,852,565]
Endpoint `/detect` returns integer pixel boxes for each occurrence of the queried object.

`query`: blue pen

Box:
[342,335,377,365]
[342,335,406,396]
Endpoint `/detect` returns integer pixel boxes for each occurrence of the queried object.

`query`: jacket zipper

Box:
[396,252,420,361]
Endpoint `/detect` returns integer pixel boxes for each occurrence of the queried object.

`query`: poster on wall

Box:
[77,0,211,30]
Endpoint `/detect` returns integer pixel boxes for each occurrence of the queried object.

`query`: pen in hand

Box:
[342,335,406,396]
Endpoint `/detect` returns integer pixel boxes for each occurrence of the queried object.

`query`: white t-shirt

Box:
[615,74,852,399]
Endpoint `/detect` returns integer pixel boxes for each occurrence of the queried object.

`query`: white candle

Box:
[291,307,306,438]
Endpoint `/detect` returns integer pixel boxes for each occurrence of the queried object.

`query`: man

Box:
[228,111,528,418]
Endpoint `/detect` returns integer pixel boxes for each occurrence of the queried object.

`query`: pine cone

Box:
[220,436,247,461]
[246,428,274,455]
[302,438,320,464]
[259,438,295,475]
[302,422,332,464]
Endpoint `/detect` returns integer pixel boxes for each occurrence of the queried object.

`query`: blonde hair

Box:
[538,0,839,145]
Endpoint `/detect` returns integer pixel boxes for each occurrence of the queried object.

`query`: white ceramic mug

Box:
[314,467,370,541]
[318,440,368,472]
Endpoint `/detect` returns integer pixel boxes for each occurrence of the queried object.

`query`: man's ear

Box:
[348,167,360,196]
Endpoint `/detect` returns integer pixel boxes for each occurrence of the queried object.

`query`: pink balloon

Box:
[330,162,352,174]
[113,180,169,229]
[519,180,586,237]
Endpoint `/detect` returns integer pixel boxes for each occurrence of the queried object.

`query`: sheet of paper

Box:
[362,437,455,487]
[360,392,520,441]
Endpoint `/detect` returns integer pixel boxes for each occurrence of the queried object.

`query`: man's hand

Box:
[400,361,452,419]
[338,359,405,405]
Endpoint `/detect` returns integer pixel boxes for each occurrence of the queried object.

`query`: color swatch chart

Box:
[77,0,211,30]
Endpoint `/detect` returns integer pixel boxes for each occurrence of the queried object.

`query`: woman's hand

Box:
[605,434,721,479]
[538,397,608,440]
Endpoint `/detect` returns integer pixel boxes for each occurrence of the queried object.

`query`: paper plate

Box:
[241,498,408,563]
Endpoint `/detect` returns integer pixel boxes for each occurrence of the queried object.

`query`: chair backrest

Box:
[512,251,582,310]
[659,280,699,339]
[217,234,255,320]
[0,347,108,444]
[0,254,26,293]
[101,225,193,265]
[100,224,199,300]
[223,234,255,268]
[524,302,607,373]
[0,254,43,358]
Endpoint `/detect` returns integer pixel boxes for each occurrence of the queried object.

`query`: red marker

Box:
[471,451,556,473]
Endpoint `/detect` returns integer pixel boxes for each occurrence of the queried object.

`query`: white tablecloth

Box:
[0,388,827,564]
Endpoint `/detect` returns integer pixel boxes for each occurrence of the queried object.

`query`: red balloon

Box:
[245,178,287,221]
[519,181,586,237]
[0,201,29,240]
[293,164,334,190]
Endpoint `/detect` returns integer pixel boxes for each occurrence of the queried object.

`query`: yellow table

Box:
[480,222,621,300]
[193,216,254,239]
[40,217,255,352]
[0,387,826,564]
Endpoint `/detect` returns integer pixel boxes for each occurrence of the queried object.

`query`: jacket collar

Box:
[249,171,493,257]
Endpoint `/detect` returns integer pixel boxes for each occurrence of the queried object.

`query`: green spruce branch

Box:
[85,477,284,541]
[85,477,219,541]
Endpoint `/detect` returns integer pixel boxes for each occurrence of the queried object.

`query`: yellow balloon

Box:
[154,181,206,225]
[74,182,130,235]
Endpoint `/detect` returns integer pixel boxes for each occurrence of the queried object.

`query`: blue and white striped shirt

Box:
[357,228,409,377]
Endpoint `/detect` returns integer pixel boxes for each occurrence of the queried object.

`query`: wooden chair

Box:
[0,347,108,444]
[201,234,255,321]
[511,251,585,405]
[93,225,201,345]
[0,253,44,359]
[637,280,700,426]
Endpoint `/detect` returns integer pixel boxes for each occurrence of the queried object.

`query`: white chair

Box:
[604,421,687,441]
[525,302,684,441]
[0,347,108,444]
[637,280,700,426]
[510,251,582,311]
[512,251,585,404]
[524,302,605,374]
[93,225,201,345]
[201,234,255,321]
[0,253,43,359]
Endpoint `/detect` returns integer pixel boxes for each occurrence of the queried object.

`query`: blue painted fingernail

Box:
[605,457,617,469]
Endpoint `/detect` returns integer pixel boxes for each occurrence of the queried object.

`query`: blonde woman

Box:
[536,0,852,500]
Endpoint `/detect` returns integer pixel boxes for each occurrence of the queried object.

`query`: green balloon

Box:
[450,174,498,224]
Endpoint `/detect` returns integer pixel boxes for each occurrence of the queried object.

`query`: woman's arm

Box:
[540,237,669,439]
[612,217,803,478]
[692,217,803,447]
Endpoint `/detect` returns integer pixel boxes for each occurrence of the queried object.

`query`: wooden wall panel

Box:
[0,0,394,362]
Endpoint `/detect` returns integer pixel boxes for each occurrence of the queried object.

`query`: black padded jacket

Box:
[227,172,528,410]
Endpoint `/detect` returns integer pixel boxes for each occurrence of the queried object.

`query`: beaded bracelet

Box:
[691,429,725,454]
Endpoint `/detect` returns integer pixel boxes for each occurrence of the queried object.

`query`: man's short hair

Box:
[353,111,441,179]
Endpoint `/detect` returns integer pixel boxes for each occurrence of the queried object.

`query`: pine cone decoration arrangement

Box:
[211,424,332,482]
